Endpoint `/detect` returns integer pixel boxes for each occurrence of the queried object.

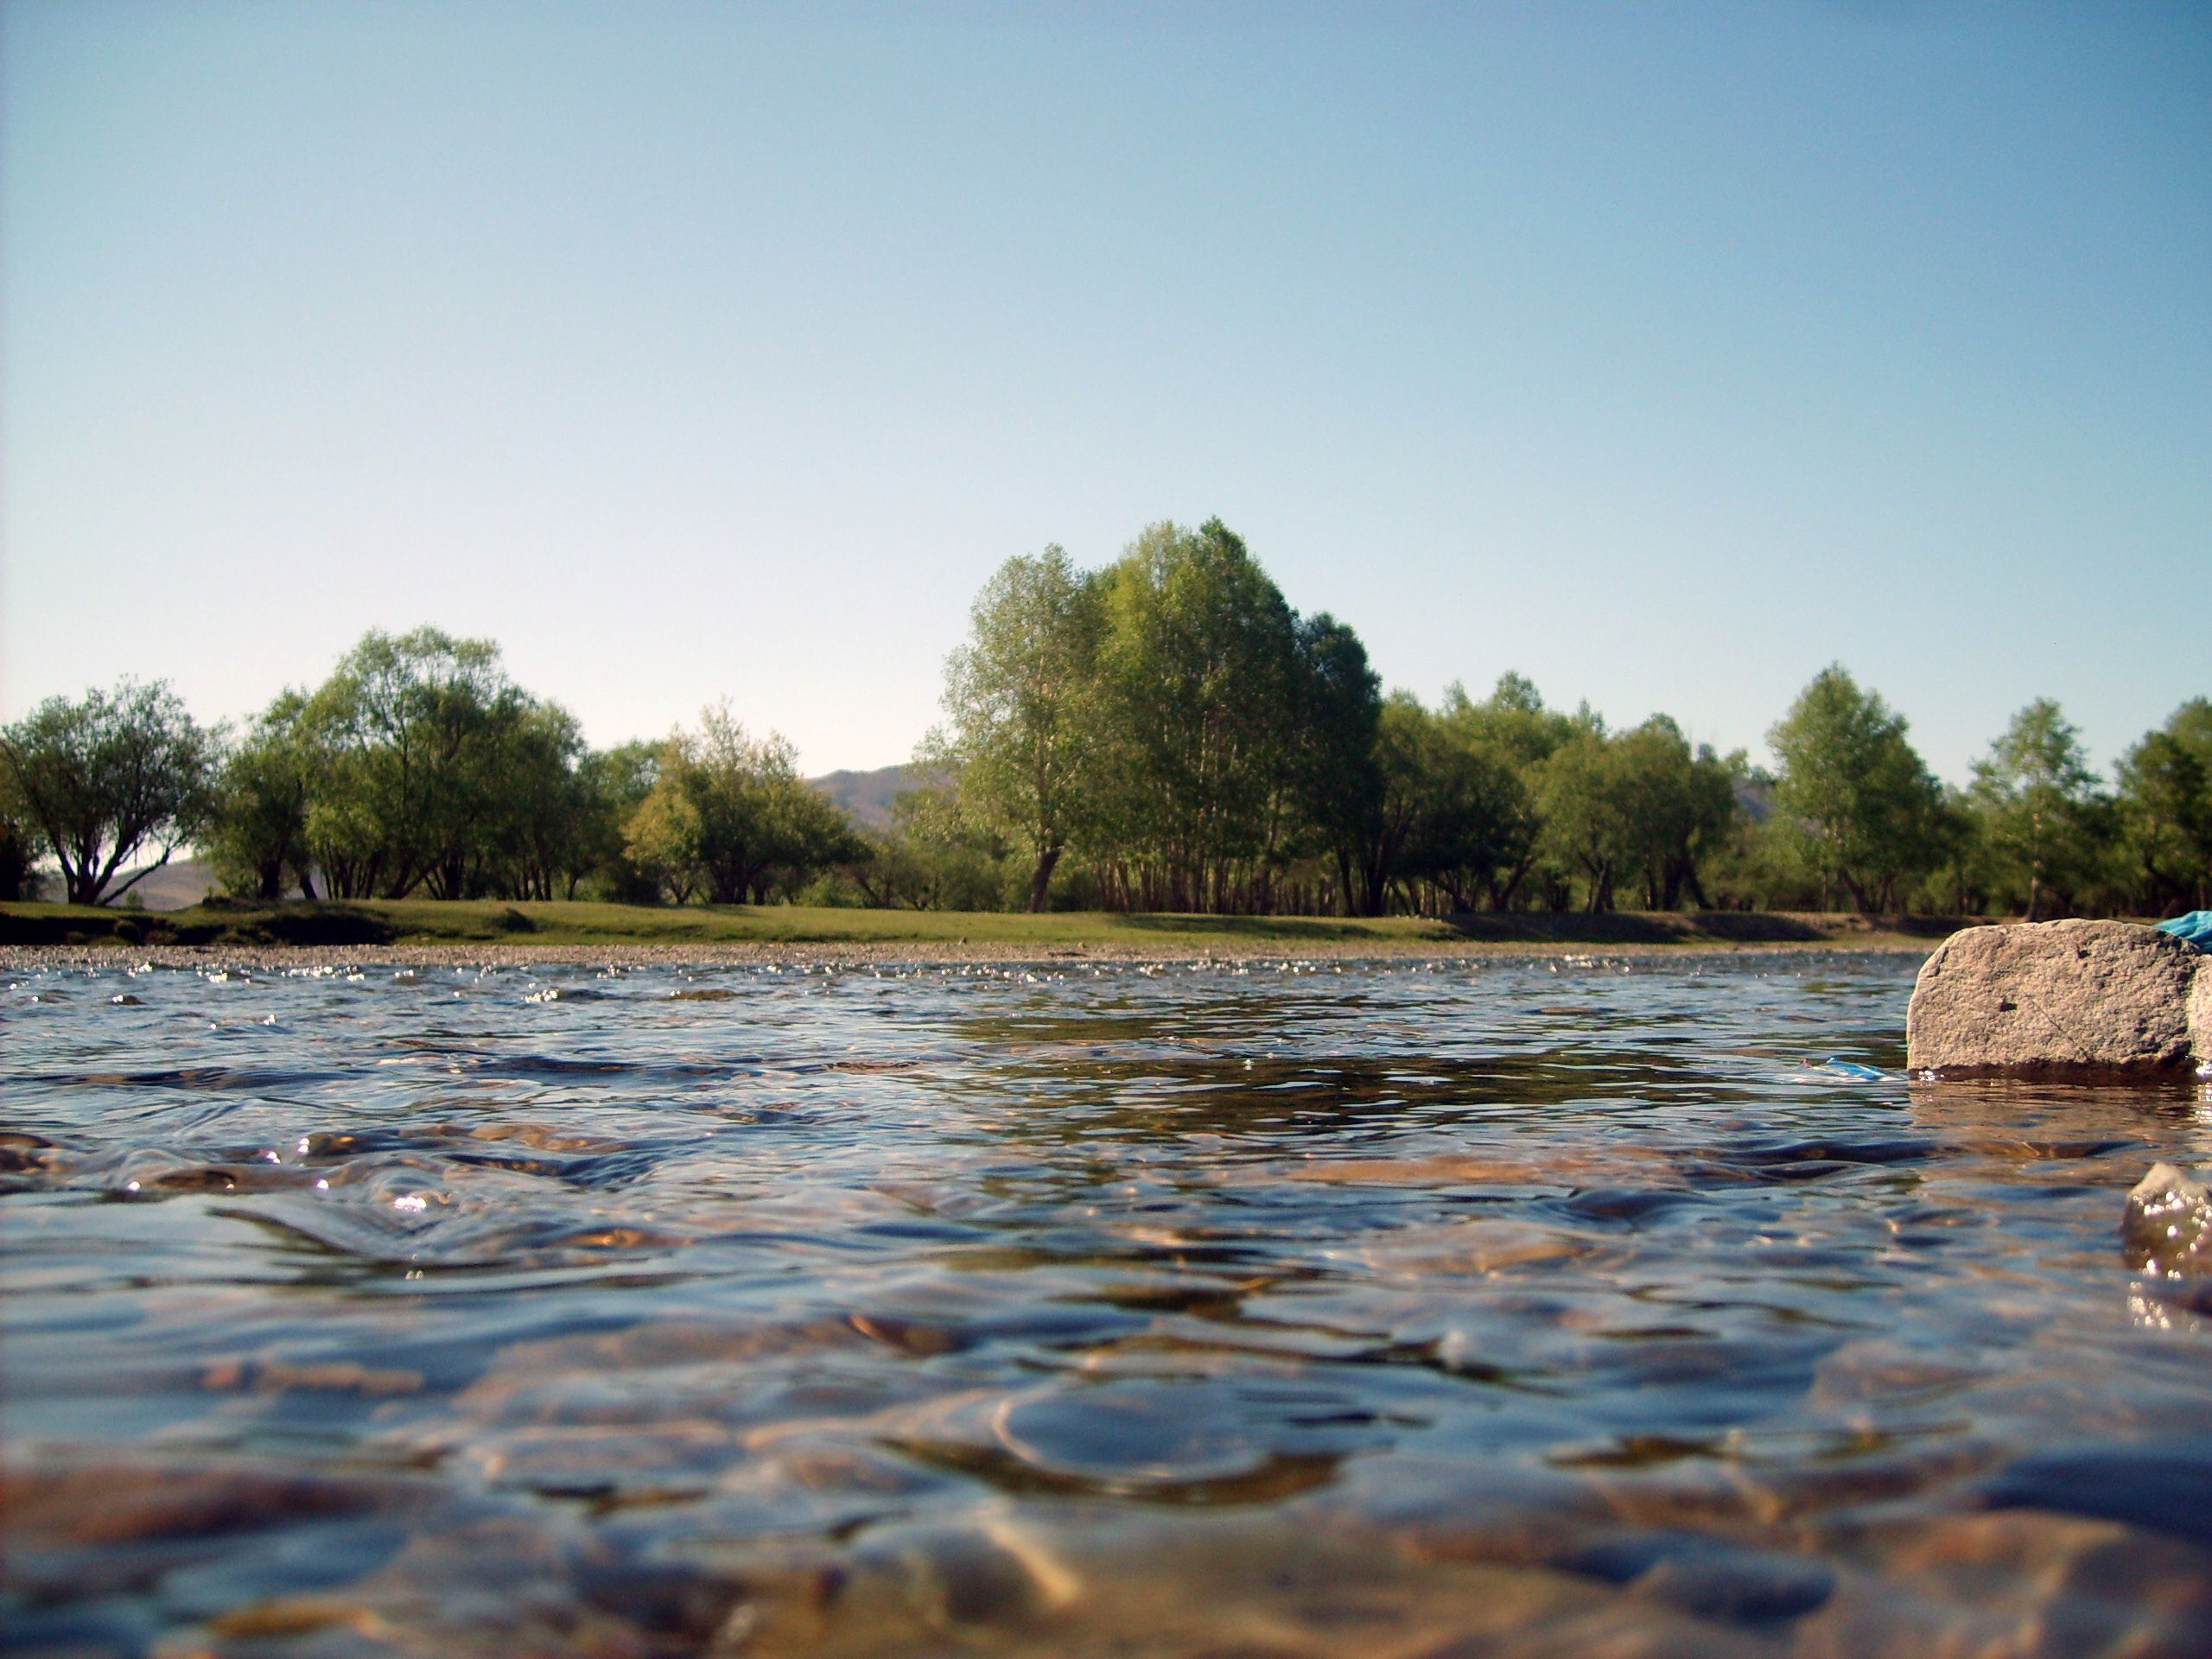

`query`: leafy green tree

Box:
[296,627,534,899]
[1535,730,1635,912]
[634,709,775,905]
[1352,695,1531,916]
[1969,698,2110,920]
[849,785,1011,911]
[574,740,664,902]
[1767,665,1944,911]
[1287,613,1386,914]
[626,705,862,905]
[472,702,593,900]
[925,546,1104,912]
[207,691,319,900]
[1415,748,1535,914]
[1677,747,1750,910]
[0,679,218,905]
[1334,694,1428,915]
[1914,785,1984,916]
[847,826,946,911]
[1091,519,1304,912]
[1602,717,1741,910]
[753,769,868,902]
[1698,772,1788,912]
[1437,674,1591,908]
[623,763,706,903]
[2115,699,2212,913]
[1533,722,1739,916]
[1440,673,1588,773]
[0,760,41,901]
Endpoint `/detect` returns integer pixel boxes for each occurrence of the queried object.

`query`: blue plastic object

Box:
[2155,911,2212,950]
[1821,1058,1885,1080]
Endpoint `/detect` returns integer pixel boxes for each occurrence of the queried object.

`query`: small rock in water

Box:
[2123,1163,2212,1278]
[843,1515,1082,1636]
[1981,1438,2212,1552]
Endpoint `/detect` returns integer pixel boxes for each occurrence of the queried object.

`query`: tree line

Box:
[0,629,859,909]
[912,521,2209,919]
[3,522,2208,918]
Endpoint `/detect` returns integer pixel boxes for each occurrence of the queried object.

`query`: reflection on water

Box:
[5,953,2212,1656]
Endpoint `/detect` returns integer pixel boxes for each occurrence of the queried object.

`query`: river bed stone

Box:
[1906,918,2205,1076]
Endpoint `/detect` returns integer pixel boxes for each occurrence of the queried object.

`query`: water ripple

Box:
[5,954,2211,1656]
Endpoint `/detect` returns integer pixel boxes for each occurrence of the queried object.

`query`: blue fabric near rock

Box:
[2155,911,2212,950]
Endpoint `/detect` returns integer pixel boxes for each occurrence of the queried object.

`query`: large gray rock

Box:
[1905,918,2207,1077]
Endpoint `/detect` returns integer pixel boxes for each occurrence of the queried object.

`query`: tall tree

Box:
[472,702,593,901]
[296,627,533,899]
[1604,717,1741,910]
[2115,699,2212,913]
[626,706,861,905]
[1092,519,1303,912]
[1535,731,1635,912]
[1437,674,1590,908]
[1384,696,1531,915]
[0,679,218,906]
[1287,614,1384,914]
[1767,665,1943,911]
[0,753,43,902]
[623,769,705,904]
[207,691,320,900]
[925,547,1104,912]
[573,740,664,902]
[852,785,1010,912]
[1969,698,2108,921]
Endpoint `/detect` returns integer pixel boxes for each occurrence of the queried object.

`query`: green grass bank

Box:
[0,898,1964,955]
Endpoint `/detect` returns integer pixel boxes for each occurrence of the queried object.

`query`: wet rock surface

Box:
[2125,1161,2212,1279]
[1906,918,2205,1077]
[4,955,2212,1656]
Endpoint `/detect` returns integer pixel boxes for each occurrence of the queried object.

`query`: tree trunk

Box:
[1361,865,1387,918]
[1587,861,1614,913]
[1677,856,1710,911]
[1027,846,1062,913]
[1491,854,1535,912]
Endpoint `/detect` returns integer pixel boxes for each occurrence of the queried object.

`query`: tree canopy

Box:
[7,540,2207,922]
[2115,699,2212,914]
[628,705,864,906]
[924,546,1104,912]
[1970,699,2107,921]
[1,679,217,905]
[1767,666,1944,912]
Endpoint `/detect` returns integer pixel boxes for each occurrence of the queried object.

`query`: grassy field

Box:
[0,897,1961,953]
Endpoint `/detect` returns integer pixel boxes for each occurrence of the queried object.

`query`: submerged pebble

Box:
[2124,1162,2212,1278]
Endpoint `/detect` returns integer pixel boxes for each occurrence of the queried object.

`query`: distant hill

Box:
[1735,774,1775,823]
[99,857,217,911]
[809,763,943,831]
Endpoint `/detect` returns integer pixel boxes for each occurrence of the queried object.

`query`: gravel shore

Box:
[0,938,1931,973]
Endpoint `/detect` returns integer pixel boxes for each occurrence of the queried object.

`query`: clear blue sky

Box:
[4,1,2206,784]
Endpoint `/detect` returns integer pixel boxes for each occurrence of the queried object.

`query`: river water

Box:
[5,952,2211,1657]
